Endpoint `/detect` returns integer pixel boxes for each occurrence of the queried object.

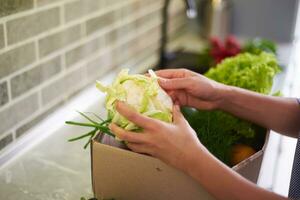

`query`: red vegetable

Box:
[209,35,241,64]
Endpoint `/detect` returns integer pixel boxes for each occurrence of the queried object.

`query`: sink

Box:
[155,50,210,74]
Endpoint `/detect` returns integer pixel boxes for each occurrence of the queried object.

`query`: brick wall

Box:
[0,0,186,153]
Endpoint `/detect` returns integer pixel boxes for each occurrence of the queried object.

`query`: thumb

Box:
[158,77,190,90]
[172,104,185,124]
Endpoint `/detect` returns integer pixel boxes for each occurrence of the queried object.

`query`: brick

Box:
[65,0,102,22]
[39,25,82,58]
[36,0,62,7]
[16,101,63,138]
[41,67,87,105]
[113,40,133,65]
[86,10,115,35]
[119,2,134,19]
[135,41,159,64]
[0,0,33,17]
[11,56,62,98]
[103,0,123,7]
[0,134,13,151]
[121,38,139,60]
[7,7,60,45]
[115,21,136,42]
[0,81,9,107]
[0,93,39,136]
[139,0,156,7]
[86,52,113,80]
[135,7,161,29]
[0,42,36,79]
[0,24,4,49]
[141,24,161,42]
[65,36,103,68]
[105,28,118,46]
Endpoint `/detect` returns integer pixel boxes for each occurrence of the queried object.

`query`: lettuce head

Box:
[96,69,173,131]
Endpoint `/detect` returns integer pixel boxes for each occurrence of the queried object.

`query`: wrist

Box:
[214,84,234,110]
[181,143,209,176]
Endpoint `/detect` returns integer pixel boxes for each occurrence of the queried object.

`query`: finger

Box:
[158,77,192,91]
[167,90,178,102]
[127,143,153,155]
[155,69,193,78]
[167,90,181,105]
[109,123,147,143]
[116,101,159,130]
[172,104,185,124]
[188,97,216,110]
[168,91,215,110]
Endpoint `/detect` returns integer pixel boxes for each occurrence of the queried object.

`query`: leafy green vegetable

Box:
[183,52,280,165]
[243,38,277,55]
[66,69,173,147]
[182,108,259,164]
[96,69,173,132]
[205,52,280,94]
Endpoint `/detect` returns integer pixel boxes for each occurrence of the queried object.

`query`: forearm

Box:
[184,146,288,200]
[216,85,300,138]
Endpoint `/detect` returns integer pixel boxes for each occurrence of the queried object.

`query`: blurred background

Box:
[0,0,299,199]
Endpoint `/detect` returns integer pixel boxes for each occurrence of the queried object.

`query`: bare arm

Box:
[217,86,300,138]
[186,144,289,200]
[111,101,289,200]
[156,69,300,138]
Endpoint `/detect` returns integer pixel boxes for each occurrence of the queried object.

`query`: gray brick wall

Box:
[0,24,4,49]
[0,0,186,153]
[0,42,36,79]
[0,0,34,17]
[6,7,61,45]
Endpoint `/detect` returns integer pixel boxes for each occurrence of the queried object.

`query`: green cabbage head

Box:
[96,69,173,131]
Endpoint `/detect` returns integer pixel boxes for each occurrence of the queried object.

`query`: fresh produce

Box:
[205,52,281,94]
[209,36,241,63]
[243,38,277,55]
[66,52,280,166]
[230,144,256,166]
[181,108,257,165]
[66,69,173,147]
[65,111,113,149]
[199,36,277,67]
[183,52,280,165]
[96,69,173,131]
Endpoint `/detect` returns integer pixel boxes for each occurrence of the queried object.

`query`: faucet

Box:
[158,0,197,67]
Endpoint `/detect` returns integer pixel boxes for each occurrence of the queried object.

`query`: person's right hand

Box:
[156,69,227,110]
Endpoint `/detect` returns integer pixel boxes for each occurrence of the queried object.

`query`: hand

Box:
[109,101,205,172]
[156,69,226,110]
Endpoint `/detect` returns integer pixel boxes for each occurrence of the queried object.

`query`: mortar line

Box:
[0,0,161,54]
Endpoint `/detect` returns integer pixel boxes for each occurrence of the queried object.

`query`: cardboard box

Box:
[91,132,269,200]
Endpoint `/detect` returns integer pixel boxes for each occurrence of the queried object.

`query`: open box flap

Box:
[233,131,270,182]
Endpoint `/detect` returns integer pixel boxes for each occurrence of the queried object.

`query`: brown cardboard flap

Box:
[92,141,215,200]
[233,131,269,183]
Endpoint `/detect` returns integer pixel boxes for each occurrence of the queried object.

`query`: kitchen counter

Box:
[0,40,165,199]
[0,29,298,199]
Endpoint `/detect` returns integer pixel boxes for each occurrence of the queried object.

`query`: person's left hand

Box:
[109,101,205,172]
